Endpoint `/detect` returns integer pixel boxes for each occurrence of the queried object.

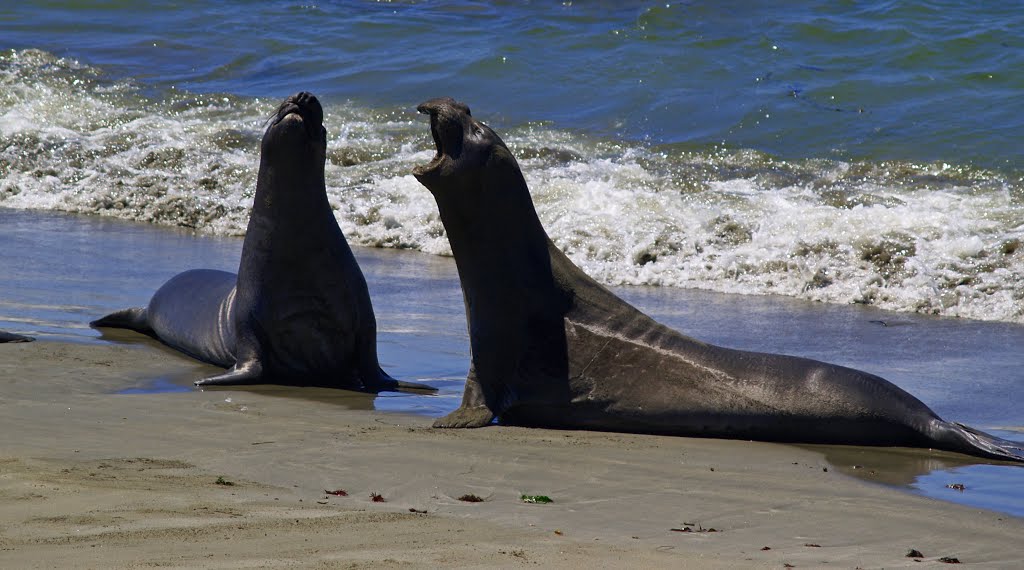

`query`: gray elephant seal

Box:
[92,92,431,393]
[0,331,33,343]
[412,96,1022,463]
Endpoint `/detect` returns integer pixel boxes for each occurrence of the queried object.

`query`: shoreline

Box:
[2,339,1021,568]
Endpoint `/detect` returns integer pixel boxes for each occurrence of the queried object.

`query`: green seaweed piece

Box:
[520,494,553,504]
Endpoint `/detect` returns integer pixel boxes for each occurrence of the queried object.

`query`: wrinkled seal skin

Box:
[92,92,431,394]
[412,96,1023,463]
[0,331,33,343]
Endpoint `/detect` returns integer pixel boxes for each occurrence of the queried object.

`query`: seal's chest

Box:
[255,292,359,377]
[264,322,357,377]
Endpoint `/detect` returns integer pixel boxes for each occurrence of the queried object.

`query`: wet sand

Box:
[1,339,1021,569]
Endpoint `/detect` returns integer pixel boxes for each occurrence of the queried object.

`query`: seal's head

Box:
[263,91,326,157]
[256,92,328,210]
[412,97,521,195]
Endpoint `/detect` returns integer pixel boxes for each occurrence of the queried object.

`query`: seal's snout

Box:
[271,91,324,137]
[416,97,471,118]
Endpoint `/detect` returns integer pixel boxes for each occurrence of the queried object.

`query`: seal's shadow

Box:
[800,443,977,486]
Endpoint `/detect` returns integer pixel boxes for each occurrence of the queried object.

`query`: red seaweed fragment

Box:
[938,556,961,564]
[760,546,771,551]
[370,492,385,502]
[906,549,924,558]
[945,483,966,492]
[804,543,821,548]
[458,494,485,502]
[324,489,348,496]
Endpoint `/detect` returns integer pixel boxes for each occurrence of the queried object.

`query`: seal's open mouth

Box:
[413,97,471,177]
[415,109,444,174]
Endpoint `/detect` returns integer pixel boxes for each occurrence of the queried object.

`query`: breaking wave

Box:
[2,49,1022,323]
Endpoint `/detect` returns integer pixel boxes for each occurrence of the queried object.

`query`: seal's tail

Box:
[932,420,1024,463]
[90,307,155,336]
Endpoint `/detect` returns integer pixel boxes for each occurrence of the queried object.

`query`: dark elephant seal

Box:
[0,331,33,343]
[92,92,431,393]
[411,96,1022,463]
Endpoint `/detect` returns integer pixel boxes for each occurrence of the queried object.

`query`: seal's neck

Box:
[251,155,330,221]
[431,168,650,338]
[433,171,555,306]
[237,153,338,280]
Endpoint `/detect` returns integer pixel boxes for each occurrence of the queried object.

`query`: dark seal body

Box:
[93,92,429,393]
[412,97,1022,462]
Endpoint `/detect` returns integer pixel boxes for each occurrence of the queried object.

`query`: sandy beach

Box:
[1,338,1020,569]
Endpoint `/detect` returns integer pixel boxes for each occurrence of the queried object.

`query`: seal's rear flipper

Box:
[0,331,34,343]
[90,308,154,336]
[943,422,1024,463]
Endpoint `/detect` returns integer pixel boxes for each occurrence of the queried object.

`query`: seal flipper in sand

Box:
[412,96,1022,463]
[92,92,433,394]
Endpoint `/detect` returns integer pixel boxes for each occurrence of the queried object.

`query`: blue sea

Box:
[1,1,1022,515]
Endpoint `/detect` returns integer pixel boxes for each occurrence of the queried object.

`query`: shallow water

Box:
[1,208,1021,516]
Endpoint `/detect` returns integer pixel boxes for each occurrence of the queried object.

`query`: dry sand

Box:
[1,339,1021,569]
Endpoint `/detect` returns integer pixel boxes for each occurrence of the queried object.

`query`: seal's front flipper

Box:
[432,405,495,428]
[90,307,154,335]
[194,360,263,386]
[432,371,495,428]
[370,368,438,394]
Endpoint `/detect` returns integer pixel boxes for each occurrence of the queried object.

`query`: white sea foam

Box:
[2,49,1021,323]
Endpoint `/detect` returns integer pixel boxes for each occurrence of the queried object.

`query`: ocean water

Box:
[1,1,1022,322]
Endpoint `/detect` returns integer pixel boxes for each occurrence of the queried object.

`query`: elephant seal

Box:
[411,96,1023,463]
[92,92,431,393]
[0,331,33,343]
